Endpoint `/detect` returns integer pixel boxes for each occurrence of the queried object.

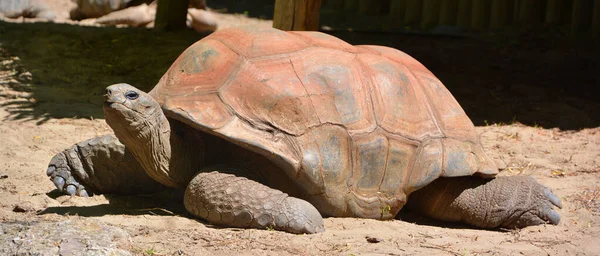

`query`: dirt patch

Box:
[1,2,599,255]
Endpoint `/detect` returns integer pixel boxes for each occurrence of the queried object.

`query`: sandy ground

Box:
[1,1,600,255]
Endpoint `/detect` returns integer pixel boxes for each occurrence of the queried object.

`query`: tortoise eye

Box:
[125,91,139,100]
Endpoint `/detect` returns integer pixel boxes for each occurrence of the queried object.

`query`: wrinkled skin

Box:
[407,176,562,228]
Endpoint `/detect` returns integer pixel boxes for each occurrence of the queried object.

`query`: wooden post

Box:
[439,0,457,25]
[490,0,508,29]
[471,0,488,30]
[545,0,562,25]
[390,0,407,30]
[345,0,359,29]
[154,0,190,30]
[404,0,422,26]
[571,0,592,33]
[457,0,471,28]
[273,0,322,31]
[358,0,384,31]
[516,0,543,25]
[323,0,343,9]
[345,0,359,10]
[512,0,520,25]
[421,0,441,29]
[359,0,379,16]
[593,0,600,38]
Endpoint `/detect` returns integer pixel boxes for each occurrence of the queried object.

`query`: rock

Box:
[0,219,132,255]
[365,236,382,243]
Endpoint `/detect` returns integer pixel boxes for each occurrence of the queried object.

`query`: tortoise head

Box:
[103,83,163,135]
[104,83,169,146]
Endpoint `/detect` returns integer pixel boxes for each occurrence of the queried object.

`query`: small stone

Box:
[365,236,382,243]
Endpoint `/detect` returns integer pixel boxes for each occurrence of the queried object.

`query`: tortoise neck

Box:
[118,110,201,188]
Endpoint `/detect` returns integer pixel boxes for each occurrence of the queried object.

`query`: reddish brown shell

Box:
[149,26,498,218]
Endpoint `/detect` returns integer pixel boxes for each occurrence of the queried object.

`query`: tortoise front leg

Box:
[47,134,165,196]
[406,176,562,229]
[184,167,325,234]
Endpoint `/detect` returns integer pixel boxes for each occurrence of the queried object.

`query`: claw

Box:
[545,189,563,209]
[547,209,561,225]
[79,189,89,197]
[53,176,65,190]
[46,166,55,176]
[66,185,77,195]
[47,149,95,197]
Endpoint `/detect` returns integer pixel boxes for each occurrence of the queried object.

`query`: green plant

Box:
[380,204,391,219]
[145,248,156,256]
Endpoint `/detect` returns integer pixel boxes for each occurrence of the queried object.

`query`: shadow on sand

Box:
[39,189,189,217]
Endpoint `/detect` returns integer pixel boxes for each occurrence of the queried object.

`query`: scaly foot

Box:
[47,134,165,196]
[407,176,562,229]
[185,169,325,234]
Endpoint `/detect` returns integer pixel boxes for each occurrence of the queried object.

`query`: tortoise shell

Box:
[148,26,498,219]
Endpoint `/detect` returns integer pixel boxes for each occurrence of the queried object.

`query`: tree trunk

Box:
[273,0,322,31]
[155,0,190,30]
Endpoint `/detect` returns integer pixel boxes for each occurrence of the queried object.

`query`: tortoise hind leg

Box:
[406,176,562,229]
[47,134,165,196]
[184,167,325,234]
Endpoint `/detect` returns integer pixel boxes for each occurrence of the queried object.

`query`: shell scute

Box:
[357,53,442,140]
[407,139,443,193]
[296,125,352,217]
[417,73,477,140]
[209,26,310,58]
[151,39,240,99]
[289,47,377,133]
[289,31,365,53]
[359,45,430,73]
[218,55,320,136]
[150,39,241,129]
[351,133,388,195]
[378,137,415,198]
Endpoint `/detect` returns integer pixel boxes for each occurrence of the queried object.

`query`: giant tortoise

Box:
[46,26,562,234]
